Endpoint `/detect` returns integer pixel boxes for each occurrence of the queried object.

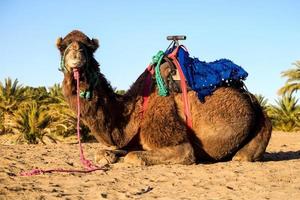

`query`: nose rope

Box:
[20,69,107,176]
[73,69,102,170]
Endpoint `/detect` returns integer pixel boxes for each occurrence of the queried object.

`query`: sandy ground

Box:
[0,131,300,200]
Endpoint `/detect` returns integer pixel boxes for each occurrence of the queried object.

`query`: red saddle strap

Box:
[168,46,193,129]
[141,48,192,129]
[141,64,155,119]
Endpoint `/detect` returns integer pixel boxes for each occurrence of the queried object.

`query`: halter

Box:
[59,42,98,100]
[59,42,89,73]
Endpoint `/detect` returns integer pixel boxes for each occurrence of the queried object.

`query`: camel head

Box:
[56,30,99,73]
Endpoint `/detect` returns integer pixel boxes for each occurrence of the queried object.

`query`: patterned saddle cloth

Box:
[174,46,248,101]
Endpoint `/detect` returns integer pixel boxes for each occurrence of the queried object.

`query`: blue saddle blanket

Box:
[176,46,248,101]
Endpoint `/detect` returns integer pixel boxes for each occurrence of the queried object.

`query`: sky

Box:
[0,0,299,102]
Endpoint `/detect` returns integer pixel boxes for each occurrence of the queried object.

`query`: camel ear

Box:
[90,38,99,52]
[56,37,63,49]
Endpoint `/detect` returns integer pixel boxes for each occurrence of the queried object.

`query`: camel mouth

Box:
[64,61,85,73]
[69,62,83,69]
[63,51,87,71]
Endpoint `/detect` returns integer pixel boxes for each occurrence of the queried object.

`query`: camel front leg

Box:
[123,142,195,165]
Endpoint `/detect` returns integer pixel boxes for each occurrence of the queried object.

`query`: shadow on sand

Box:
[263,150,300,162]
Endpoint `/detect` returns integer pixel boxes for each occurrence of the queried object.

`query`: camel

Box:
[56,30,272,165]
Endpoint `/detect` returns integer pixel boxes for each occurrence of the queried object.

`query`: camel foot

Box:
[123,143,195,166]
[232,146,264,162]
[124,152,147,166]
[232,153,254,162]
[95,149,128,165]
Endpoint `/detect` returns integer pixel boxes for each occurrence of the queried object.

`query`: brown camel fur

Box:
[57,30,272,165]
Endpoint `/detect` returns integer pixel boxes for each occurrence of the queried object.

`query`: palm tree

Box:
[0,79,90,143]
[0,78,26,134]
[47,83,77,137]
[278,61,300,95]
[0,78,25,112]
[49,83,63,97]
[47,100,77,137]
[10,101,52,144]
[48,83,65,103]
[47,83,91,139]
[23,86,50,106]
[267,94,300,131]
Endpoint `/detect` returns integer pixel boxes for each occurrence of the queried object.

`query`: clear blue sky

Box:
[1,0,299,102]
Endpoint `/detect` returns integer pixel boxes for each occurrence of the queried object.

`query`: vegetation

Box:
[278,61,300,95]
[11,101,52,144]
[267,94,300,131]
[0,78,26,135]
[0,79,89,144]
[255,60,300,131]
[0,60,299,143]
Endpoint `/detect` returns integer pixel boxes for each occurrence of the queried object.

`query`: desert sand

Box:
[0,131,300,200]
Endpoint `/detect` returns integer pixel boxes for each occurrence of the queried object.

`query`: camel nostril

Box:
[75,52,82,60]
[73,53,78,59]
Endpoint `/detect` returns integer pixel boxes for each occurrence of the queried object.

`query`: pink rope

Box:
[20,69,106,176]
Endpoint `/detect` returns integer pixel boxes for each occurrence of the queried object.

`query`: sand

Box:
[0,131,300,200]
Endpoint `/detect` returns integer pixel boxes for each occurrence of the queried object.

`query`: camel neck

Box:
[63,72,136,148]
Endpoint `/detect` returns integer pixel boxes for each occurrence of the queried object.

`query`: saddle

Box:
[143,40,249,129]
[156,45,248,102]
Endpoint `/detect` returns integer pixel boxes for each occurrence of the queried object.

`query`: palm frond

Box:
[279,61,300,95]
[267,93,300,131]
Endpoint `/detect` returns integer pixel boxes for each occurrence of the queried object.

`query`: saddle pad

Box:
[177,46,248,101]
